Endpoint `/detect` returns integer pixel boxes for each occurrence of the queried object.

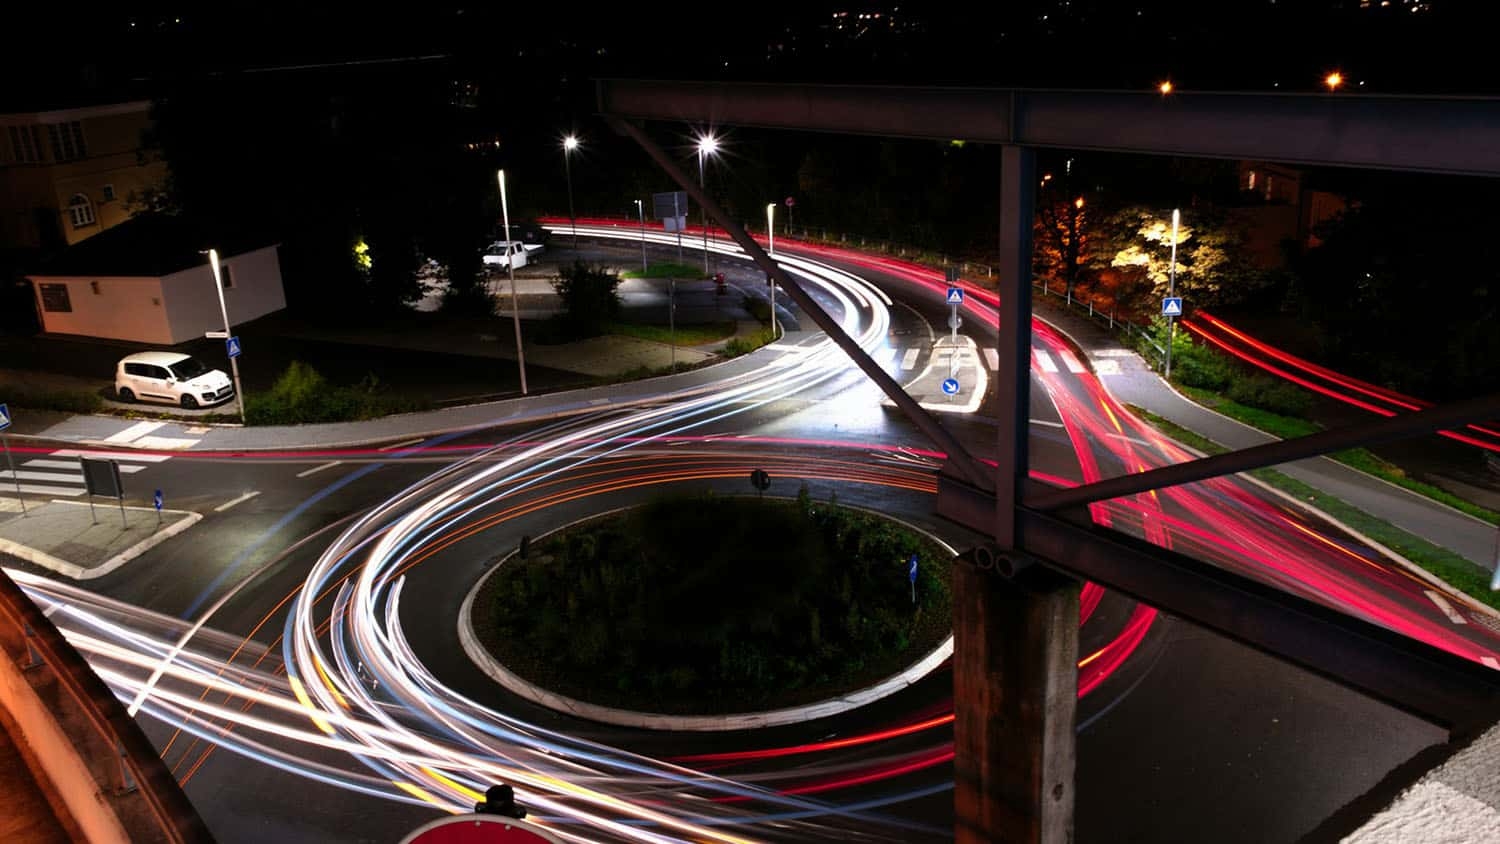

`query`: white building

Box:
[25,215,286,345]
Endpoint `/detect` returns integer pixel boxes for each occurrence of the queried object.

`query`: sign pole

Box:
[1164,208,1180,380]
[208,250,247,425]
[2,433,23,517]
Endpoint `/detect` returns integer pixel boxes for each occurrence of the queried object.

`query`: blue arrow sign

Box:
[941,378,960,395]
[908,553,919,584]
[0,403,10,431]
[946,287,964,305]
[153,489,163,511]
[226,336,242,358]
[1161,297,1183,317]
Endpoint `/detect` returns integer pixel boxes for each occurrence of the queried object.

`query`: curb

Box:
[457,506,957,732]
[0,502,202,581]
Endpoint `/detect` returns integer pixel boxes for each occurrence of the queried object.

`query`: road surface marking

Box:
[1424,590,1468,625]
[214,491,261,512]
[132,436,201,450]
[874,347,897,365]
[1031,419,1066,429]
[23,460,84,471]
[1058,350,1087,373]
[587,398,611,406]
[983,349,999,370]
[378,438,425,452]
[1094,360,1121,375]
[51,449,171,463]
[297,461,343,478]
[104,421,165,444]
[5,485,85,497]
[901,349,920,370]
[2,469,94,483]
[1033,350,1058,373]
[1484,657,1499,670]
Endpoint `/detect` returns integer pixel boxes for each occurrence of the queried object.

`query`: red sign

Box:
[399,815,566,844]
[784,196,796,207]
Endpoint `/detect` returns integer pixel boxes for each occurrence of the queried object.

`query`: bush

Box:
[550,261,621,338]
[1172,345,1234,391]
[0,386,103,415]
[723,329,777,358]
[1226,373,1312,416]
[245,361,430,425]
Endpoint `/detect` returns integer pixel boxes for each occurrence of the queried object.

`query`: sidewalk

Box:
[1033,297,1500,571]
[0,499,199,580]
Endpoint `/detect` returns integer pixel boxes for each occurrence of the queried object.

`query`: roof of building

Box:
[29,215,275,278]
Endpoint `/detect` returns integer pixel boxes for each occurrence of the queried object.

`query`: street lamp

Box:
[1158,80,1174,95]
[206,249,246,425]
[498,169,529,395]
[1164,208,1180,380]
[1325,71,1344,91]
[766,202,775,256]
[633,198,647,272]
[562,134,580,253]
[696,133,719,274]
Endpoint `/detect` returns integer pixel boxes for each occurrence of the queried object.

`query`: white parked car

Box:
[115,351,234,409]
[482,240,532,270]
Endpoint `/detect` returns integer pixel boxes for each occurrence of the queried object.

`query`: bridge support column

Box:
[954,559,1078,843]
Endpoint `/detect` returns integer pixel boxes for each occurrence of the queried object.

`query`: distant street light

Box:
[562,134,580,253]
[498,169,528,395]
[206,249,247,425]
[633,199,647,272]
[1325,71,1344,91]
[766,203,775,256]
[696,133,719,275]
[1158,80,1173,95]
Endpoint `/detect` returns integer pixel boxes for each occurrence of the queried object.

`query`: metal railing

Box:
[1032,277,1165,364]
[0,569,213,843]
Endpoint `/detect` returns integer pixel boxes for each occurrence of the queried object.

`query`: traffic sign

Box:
[226,336,242,358]
[908,553,919,584]
[784,196,796,207]
[153,489,163,511]
[941,378,960,395]
[0,402,10,431]
[946,287,964,306]
[1161,297,1183,317]
[652,190,688,221]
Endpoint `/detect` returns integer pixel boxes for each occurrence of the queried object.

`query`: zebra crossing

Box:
[1,449,168,498]
[874,344,1088,376]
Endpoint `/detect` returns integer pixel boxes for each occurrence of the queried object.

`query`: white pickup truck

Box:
[482,240,533,270]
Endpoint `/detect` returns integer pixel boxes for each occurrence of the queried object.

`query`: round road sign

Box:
[941,378,961,395]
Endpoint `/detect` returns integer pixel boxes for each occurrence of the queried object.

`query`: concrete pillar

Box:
[954,559,1079,844]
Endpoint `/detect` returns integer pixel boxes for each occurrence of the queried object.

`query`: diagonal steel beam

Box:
[1017,504,1500,735]
[603,113,994,491]
[1028,392,1500,512]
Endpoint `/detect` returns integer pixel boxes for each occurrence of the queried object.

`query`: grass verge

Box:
[1128,405,1500,613]
[1175,385,1500,526]
[620,262,704,279]
[607,320,736,346]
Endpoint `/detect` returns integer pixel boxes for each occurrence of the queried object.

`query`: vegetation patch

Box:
[1127,405,1500,612]
[474,489,952,714]
[620,262,704,280]
[608,320,736,346]
[0,384,103,416]
[245,361,431,425]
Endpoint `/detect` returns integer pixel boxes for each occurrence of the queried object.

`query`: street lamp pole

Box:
[696,134,718,275]
[1165,207,1180,380]
[766,202,775,256]
[207,249,246,425]
[562,135,579,254]
[634,199,647,272]
[498,169,529,395]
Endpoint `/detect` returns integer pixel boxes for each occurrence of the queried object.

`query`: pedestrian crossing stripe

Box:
[2,450,162,499]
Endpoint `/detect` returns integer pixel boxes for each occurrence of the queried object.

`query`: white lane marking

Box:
[24,459,85,471]
[132,436,200,450]
[1093,349,1135,358]
[983,348,999,371]
[1059,350,1087,373]
[1424,590,1468,625]
[50,449,171,463]
[901,348,920,370]
[1031,419,1067,429]
[214,491,261,512]
[377,438,425,452]
[587,398,611,406]
[1483,657,1499,670]
[118,465,146,474]
[1,469,94,483]
[104,421,165,444]
[4,485,85,497]
[1094,360,1121,375]
[874,347,897,366]
[296,461,343,478]
[1033,350,1059,373]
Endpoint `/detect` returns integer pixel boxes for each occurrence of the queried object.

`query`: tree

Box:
[550,261,621,337]
[1034,193,1090,298]
[1092,206,1266,313]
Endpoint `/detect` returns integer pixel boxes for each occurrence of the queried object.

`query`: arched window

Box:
[68,193,95,228]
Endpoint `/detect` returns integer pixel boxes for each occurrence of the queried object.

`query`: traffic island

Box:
[0,500,200,580]
[461,490,955,730]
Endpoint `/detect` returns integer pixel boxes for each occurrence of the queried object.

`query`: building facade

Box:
[0,101,167,250]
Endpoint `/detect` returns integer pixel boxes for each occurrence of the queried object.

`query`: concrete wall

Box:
[29,276,173,344]
[160,245,286,344]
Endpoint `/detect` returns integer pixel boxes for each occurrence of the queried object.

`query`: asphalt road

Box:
[3,234,1489,842]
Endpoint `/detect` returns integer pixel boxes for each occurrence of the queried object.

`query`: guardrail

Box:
[1032,278,1165,365]
[0,569,213,844]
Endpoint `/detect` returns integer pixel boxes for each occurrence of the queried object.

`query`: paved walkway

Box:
[1034,297,1500,571]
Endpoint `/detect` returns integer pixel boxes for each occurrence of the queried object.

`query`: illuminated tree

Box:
[1092,206,1263,313]
[1034,194,1090,299]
